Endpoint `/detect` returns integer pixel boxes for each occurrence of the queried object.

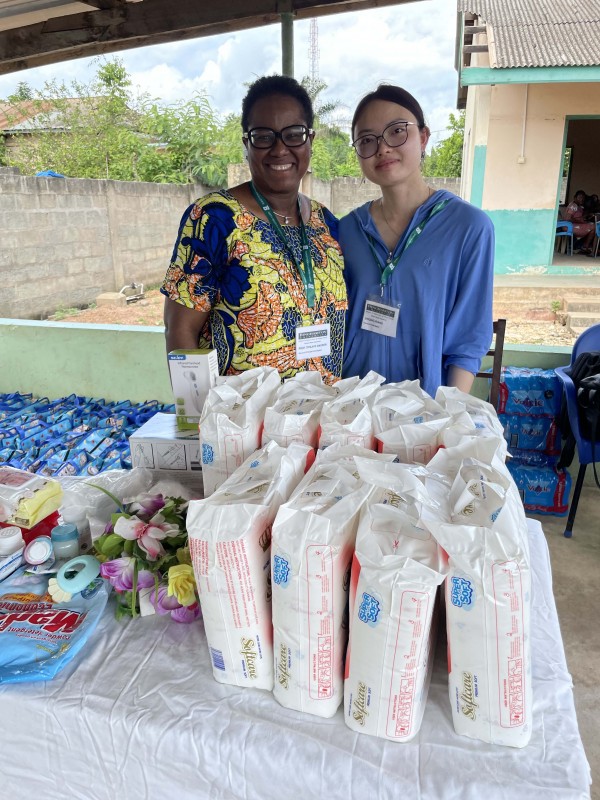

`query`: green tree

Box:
[1,58,240,186]
[300,76,360,181]
[7,81,33,102]
[423,111,464,178]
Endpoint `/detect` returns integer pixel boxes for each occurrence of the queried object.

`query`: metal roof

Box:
[458,0,600,68]
[0,0,424,76]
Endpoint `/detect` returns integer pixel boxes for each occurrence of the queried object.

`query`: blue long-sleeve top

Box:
[339,190,495,396]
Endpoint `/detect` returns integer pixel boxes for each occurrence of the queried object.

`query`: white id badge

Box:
[295,323,331,359]
[361,297,400,337]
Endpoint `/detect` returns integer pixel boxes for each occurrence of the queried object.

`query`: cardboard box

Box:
[168,349,219,431]
[129,413,201,473]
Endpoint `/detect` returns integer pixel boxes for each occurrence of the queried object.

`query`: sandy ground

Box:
[49,287,584,346]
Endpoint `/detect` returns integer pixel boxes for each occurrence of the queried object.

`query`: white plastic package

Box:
[271,456,372,717]
[343,458,446,741]
[58,468,156,538]
[319,370,385,450]
[425,441,532,748]
[262,371,336,448]
[187,441,312,689]
[435,386,507,454]
[371,382,450,463]
[199,366,280,496]
[345,556,444,741]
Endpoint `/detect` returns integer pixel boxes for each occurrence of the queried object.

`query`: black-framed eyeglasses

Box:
[243,125,313,149]
[352,121,419,159]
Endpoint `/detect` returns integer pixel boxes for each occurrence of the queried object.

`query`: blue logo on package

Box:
[272,555,290,587]
[202,443,214,465]
[358,592,381,626]
[450,576,474,608]
[250,460,260,468]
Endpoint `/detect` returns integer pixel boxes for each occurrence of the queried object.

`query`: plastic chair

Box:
[555,220,574,255]
[555,322,600,537]
[475,318,506,409]
[593,219,600,258]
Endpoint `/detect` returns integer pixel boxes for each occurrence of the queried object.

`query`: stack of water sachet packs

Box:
[497,367,571,514]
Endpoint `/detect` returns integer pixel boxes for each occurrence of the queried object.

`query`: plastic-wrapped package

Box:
[425,441,532,748]
[344,458,446,741]
[497,367,562,417]
[372,382,449,464]
[271,453,372,717]
[0,466,63,529]
[262,371,336,448]
[318,370,385,450]
[187,441,312,690]
[0,568,110,683]
[435,386,507,451]
[199,367,280,496]
[506,461,571,515]
[499,413,560,455]
[57,468,156,537]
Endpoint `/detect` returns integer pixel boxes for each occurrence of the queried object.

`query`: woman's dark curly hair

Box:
[241,75,314,131]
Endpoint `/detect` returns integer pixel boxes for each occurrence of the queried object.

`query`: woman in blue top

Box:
[340,84,494,396]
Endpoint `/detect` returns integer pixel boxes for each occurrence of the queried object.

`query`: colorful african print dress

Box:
[161,191,347,383]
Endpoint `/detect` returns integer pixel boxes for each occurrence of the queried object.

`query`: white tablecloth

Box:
[0,520,591,800]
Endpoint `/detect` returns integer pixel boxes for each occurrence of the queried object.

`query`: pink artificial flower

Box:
[150,585,200,624]
[114,512,179,561]
[128,493,166,518]
[150,583,182,615]
[100,556,154,592]
[171,602,201,624]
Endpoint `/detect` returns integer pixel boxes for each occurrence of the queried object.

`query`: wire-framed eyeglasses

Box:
[352,121,419,159]
[243,125,314,149]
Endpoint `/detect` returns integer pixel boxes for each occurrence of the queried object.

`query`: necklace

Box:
[380,187,433,238]
[271,209,294,225]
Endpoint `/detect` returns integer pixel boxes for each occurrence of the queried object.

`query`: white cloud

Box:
[0,0,458,144]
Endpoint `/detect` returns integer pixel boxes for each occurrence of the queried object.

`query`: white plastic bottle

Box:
[0,525,25,580]
[60,509,93,554]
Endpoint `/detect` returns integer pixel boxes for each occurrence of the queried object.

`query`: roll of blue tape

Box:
[56,555,101,595]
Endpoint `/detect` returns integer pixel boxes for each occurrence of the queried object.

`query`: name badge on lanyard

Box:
[361,196,449,338]
[295,323,331,359]
[361,298,400,337]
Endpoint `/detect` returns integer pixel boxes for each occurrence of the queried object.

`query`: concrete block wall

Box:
[0,168,209,319]
[1,166,460,319]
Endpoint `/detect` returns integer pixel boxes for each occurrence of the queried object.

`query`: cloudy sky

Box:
[0,0,458,146]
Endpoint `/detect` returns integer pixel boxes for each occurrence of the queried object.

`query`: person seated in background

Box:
[564,190,595,254]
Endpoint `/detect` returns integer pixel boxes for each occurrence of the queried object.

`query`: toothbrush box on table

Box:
[168,349,218,431]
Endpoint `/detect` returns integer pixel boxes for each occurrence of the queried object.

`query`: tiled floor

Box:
[530,478,599,800]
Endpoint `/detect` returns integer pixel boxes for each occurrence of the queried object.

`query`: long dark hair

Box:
[352,84,426,137]
[241,75,314,130]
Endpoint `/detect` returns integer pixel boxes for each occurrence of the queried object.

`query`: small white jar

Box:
[0,526,24,557]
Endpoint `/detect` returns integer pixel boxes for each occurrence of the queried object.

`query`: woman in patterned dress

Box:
[161,75,347,384]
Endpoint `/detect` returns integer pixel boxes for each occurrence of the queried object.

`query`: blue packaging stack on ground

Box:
[0,393,175,477]
[497,367,571,515]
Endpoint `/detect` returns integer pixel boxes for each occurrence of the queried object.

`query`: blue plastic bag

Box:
[498,367,562,417]
[0,568,110,683]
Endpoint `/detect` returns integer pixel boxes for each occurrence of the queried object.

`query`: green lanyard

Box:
[367,198,450,288]
[250,182,316,308]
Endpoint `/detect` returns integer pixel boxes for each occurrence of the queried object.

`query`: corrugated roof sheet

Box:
[459,0,600,68]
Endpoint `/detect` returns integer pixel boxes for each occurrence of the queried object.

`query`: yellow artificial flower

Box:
[167,563,197,607]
